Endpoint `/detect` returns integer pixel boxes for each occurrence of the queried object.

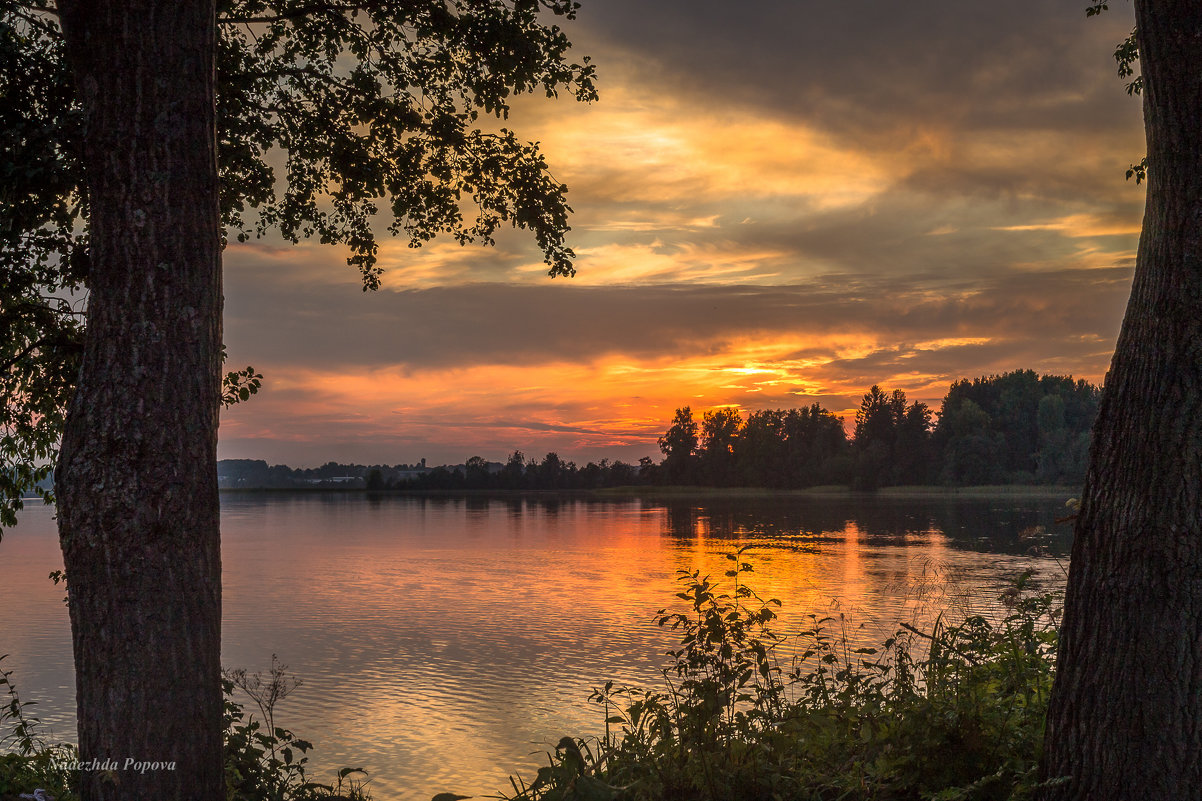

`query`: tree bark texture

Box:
[1042,2,1202,797]
[55,2,223,799]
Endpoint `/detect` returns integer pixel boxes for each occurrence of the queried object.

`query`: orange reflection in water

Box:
[3,494,1068,800]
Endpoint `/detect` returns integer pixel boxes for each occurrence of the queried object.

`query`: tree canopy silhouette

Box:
[1041,3,1202,796]
[1,2,594,798]
[648,372,1095,491]
[1,0,595,522]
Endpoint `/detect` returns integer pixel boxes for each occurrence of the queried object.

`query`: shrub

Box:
[504,547,1061,801]
[223,656,370,801]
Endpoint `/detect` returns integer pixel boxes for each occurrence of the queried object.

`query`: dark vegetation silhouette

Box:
[498,549,1061,801]
[652,371,1097,490]
[1,2,595,799]
[218,369,1098,492]
[1041,3,1202,797]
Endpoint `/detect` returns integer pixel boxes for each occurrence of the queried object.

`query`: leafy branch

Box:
[1085,3,1146,183]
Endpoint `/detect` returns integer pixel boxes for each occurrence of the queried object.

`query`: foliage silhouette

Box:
[500,550,1061,801]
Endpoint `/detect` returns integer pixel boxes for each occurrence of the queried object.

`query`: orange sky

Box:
[219,1,1143,467]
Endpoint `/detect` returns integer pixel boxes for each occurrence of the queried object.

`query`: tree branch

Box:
[219,0,391,24]
[13,2,59,15]
[7,5,59,28]
[0,338,51,374]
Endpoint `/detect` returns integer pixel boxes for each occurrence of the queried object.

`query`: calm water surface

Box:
[1,492,1072,800]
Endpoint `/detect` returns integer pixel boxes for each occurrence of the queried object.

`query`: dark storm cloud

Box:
[541,0,1148,241]
[576,0,1138,139]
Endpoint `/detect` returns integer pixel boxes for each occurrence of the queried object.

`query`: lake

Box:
[1,491,1073,800]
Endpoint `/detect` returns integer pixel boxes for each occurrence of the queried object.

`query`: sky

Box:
[219,0,1145,468]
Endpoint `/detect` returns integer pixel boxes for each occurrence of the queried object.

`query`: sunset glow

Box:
[220,2,1142,467]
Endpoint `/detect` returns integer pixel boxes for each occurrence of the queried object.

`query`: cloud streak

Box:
[222,268,1129,464]
[218,0,1145,466]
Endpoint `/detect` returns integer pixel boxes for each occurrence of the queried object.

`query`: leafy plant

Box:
[504,550,1063,801]
[0,655,77,801]
[223,656,370,801]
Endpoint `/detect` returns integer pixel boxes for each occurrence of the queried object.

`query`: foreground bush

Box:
[506,547,1061,801]
[0,656,368,801]
[1,657,75,801]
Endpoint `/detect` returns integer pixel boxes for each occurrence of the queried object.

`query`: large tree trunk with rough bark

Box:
[54,2,223,799]
[1041,2,1202,797]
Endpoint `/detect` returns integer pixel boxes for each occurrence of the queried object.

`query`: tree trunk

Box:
[55,3,223,800]
[1041,2,1202,797]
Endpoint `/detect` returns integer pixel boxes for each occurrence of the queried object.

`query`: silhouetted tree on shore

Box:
[648,371,1097,490]
[659,406,700,484]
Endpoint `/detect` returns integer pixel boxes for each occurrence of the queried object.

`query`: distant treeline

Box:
[656,369,1098,490]
[217,452,644,491]
[217,370,1099,492]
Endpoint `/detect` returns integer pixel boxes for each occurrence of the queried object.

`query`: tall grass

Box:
[505,547,1062,801]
